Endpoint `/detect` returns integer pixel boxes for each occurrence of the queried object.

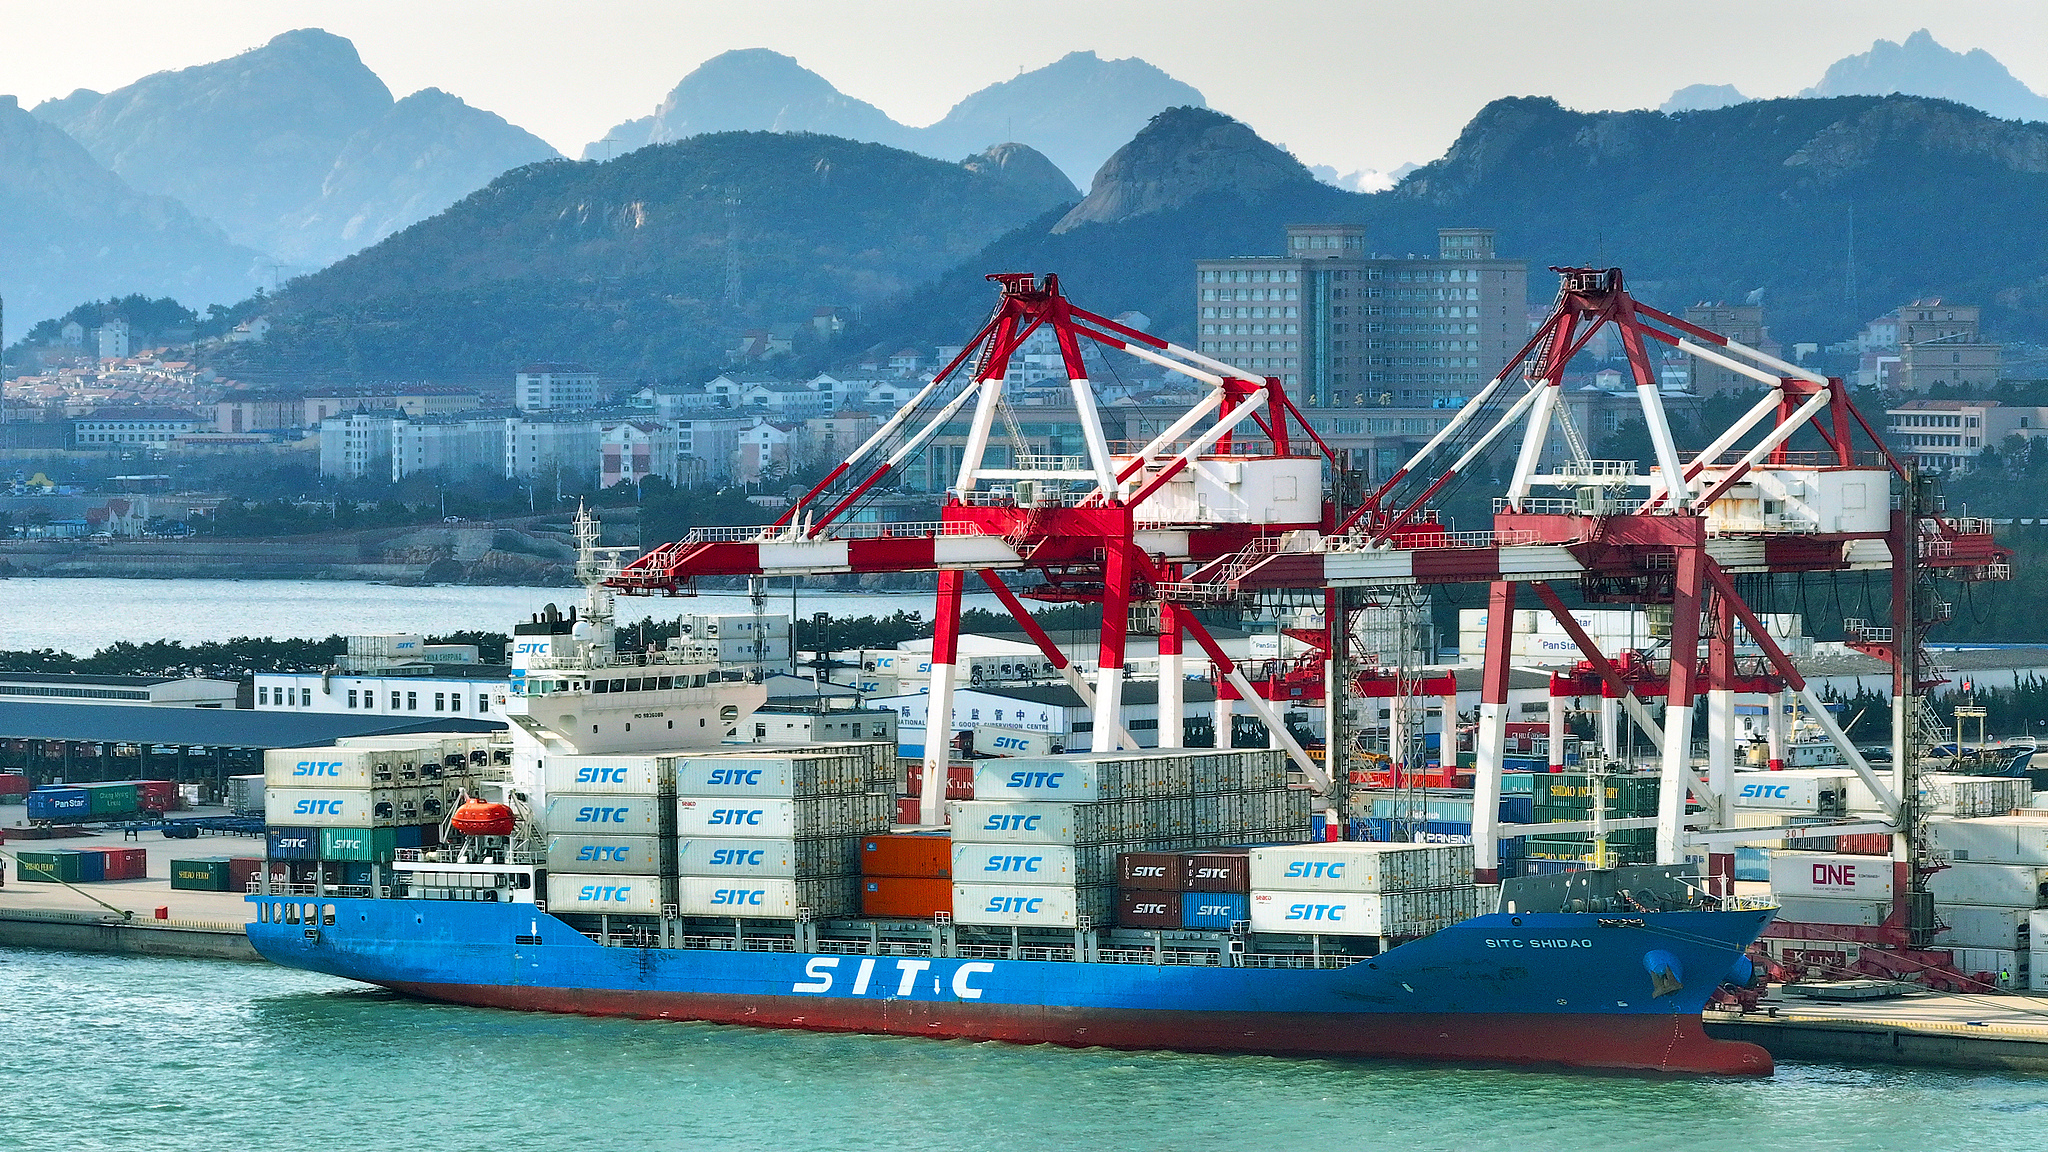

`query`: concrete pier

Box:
[1708,993,2048,1072]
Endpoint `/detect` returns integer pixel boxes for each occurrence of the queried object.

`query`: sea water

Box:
[2,947,2046,1152]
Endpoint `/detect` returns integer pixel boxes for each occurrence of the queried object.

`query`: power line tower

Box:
[723,194,743,313]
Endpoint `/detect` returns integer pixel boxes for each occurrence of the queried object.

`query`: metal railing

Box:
[1554,458,1640,478]
[1239,952,1363,970]
[1094,948,1226,967]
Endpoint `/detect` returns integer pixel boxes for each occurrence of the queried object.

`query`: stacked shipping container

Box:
[263,737,488,883]
[1247,842,1482,937]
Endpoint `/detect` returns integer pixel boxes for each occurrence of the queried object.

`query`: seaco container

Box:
[953,882,1080,928]
[545,873,663,915]
[318,828,398,862]
[170,857,233,891]
[952,842,1077,885]
[266,827,320,860]
[1248,887,1481,937]
[16,849,84,883]
[1768,851,1897,900]
[543,794,665,836]
[1181,891,1250,930]
[861,877,952,919]
[1249,842,1471,894]
[1117,851,1185,891]
[26,788,90,823]
[1927,863,2048,908]
[860,834,951,879]
[1116,889,1181,928]
[546,834,663,875]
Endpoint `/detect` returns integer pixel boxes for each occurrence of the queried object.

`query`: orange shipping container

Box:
[862,877,953,919]
[862,833,952,878]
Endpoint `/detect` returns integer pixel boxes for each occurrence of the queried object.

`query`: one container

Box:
[1248,842,1471,893]
[25,788,90,823]
[541,755,667,796]
[1116,889,1180,928]
[1117,851,1185,891]
[954,882,1080,928]
[16,849,83,883]
[860,876,952,918]
[1180,891,1250,930]
[952,842,1077,885]
[1248,886,1481,937]
[170,857,233,891]
[317,827,398,862]
[1927,815,2048,866]
[860,833,951,878]
[545,873,663,915]
[547,834,664,875]
[266,827,320,860]
[1182,852,1253,892]
[1933,903,2030,950]
[1926,863,2048,908]
[1771,895,1891,927]
[1768,852,1897,900]
[543,794,665,835]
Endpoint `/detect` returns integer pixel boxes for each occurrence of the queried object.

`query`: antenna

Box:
[724,193,743,312]
[1844,204,1859,318]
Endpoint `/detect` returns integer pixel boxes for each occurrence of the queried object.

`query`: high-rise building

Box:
[1194,225,1528,407]
[514,364,600,412]
[1682,304,1778,396]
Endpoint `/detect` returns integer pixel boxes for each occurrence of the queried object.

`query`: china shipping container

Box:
[860,833,952,878]
[861,876,953,918]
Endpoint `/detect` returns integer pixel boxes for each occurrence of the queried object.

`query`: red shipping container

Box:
[1117,889,1180,928]
[902,763,975,800]
[1117,851,1185,890]
[861,876,953,918]
[862,833,952,878]
[1836,833,1891,855]
[0,773,29,798]
[1183,851,1252,892]
[78,847,147,880]
[895,797,921,825]
[133,780,177,812]
[227,856,265,892]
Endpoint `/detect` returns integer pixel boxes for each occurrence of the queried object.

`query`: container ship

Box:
[245,521,1776,1076]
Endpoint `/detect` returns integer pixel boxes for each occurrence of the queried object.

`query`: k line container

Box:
[543,793,666,835]
[546,873,663,915]
[674,876,857,919]
[1768,851,1897,900]
[951,842,1077,885]
[860,834,951,878]
[1927,815,2048,866]
[1926,862,2048,908]
[1771,895,1891,927]
[860,876,952,918]
[546,834,664,875]
[541,755,668,796]
[1180,891,1250,930]
[1248,886,1481,937]
[952,882,1082,928]
[1248,842,1472,893]
[1933,903,2030,950]
[1116,889,1181,928]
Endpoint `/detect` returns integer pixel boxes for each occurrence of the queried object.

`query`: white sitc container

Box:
[1247,886,1479,937]
[545,873,663,915]
[264,787,380,827]
[951,882,1080,928]
[541,755,666,796]
[674,838,799,878]
[1730,770,1850,815]
[1768,851,1896,900]
[1926,863,2048,909]
[674,876,803,918]
[1926,815,2048,866]
[1932,903,2030,950]
[1248,842,1471,893]
[950,843,1077,885]
[541,793,665,835]
[545,834,663,875]
[947,801,1084,845]
[1771,896,1891,927]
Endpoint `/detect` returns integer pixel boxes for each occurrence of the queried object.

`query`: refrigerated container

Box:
[546,834,664,875]
[859,833,951,878]
[1768,851,1897,900]
[1248,842,1471,893]
[951,842,1077,885]
[860,877,952,919]
[1248,886,1481,937]
[953,882,1082,928]
[546,873,664,915]
[1926,862,2048,908]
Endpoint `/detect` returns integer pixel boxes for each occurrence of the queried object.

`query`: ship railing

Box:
[1239,952,1363,970]
[814,938,935,957]
[259,882,375,898]
[668,934,799,953]
[1095,948,1225,967]
[1723,894,1780,912]
[954,944,1080,963]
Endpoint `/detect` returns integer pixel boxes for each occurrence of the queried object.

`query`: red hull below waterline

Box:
[379,981,1772,1075]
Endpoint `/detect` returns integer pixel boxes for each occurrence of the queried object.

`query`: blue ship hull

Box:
[246,896,1774,1074]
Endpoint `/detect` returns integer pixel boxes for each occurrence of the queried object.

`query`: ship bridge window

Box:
[594,680,609,693]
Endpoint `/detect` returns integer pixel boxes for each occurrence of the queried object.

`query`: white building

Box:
[515,364,600,412]
[392,413,509,480]
[73,407,203,449]
[674,415,747,483]
[0,672,238,708]
[600,420,678,488]
[735,419,798,483]
[318,411,401,479]
[504,414,605,480]
[871,680,1221,758]
[96,318,130,359]
[254,668,513,719]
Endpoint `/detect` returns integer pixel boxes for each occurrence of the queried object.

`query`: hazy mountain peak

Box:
[583,48,911,159]
[1052,106,1314,233]
[960,141,1080,205]
[1801,29,2048,122]
[924,51,1206,185]
[1661,83,1749,113]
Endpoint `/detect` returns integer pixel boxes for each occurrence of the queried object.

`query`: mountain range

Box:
[1662,29,2048,120]
[584,49,1205,188]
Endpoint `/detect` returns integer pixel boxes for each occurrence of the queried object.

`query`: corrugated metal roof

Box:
[0,703,502,748]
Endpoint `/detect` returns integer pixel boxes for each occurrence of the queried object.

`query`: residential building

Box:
[1854,299,2002,390]
[1884,399,2048,471]
[600,420,679,488]
[504,412,608,480]
[71,406,203,449]
[96,319,131,360]
[673,415,748,483]
[1195,225,1528,408]
[1683,304,1780,395]
[514,364,600,412]
[319,410,402,479]
[392,412,510,480]
[739,380,833,417]
[735,420,798,484]
[804,410,881,467]
[1900,337,2002,392]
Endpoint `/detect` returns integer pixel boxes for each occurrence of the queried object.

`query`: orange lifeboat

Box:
[450,799,516,837]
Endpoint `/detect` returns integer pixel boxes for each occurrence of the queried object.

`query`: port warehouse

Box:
[0,672,239,708]
[0,702,502,794]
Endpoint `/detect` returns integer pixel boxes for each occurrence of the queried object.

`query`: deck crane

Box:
[611,272,1344,825]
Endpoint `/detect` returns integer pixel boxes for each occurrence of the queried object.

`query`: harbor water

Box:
[4,947,2047,1152]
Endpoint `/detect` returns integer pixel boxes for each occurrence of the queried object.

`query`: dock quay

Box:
[0,906,256,961]
[1708,994,2048,1071]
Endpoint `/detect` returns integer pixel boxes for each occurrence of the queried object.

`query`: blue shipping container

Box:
[342,862,374,886]
[25,788,89,822]
[1352,818,1526,860]
[393,824,426,849]
[1180,891,1249,930]
[266,827,319,860]
[1734,846,1770,882]
[1501,771,1534,795]
[1366,795,1533,824]
[73,848,104,882]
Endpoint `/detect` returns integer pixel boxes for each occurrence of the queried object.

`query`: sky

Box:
[4,0,2046,177]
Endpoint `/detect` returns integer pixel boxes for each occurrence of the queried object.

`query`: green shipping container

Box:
[319,827,397,862]
[87,783,140,816]
[17,850,82,883]
[1522,837,1655,864]
[170,857,233,891]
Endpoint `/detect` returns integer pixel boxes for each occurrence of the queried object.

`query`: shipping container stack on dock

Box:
[263,736,496,893]
[23,779,178,825]
[542,744,894,927]
[1350,774,1535,874]
[948,749,1310,930]
[15,846,148,884]
[1523,771,1661,870]
[1248,842,1483,943]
